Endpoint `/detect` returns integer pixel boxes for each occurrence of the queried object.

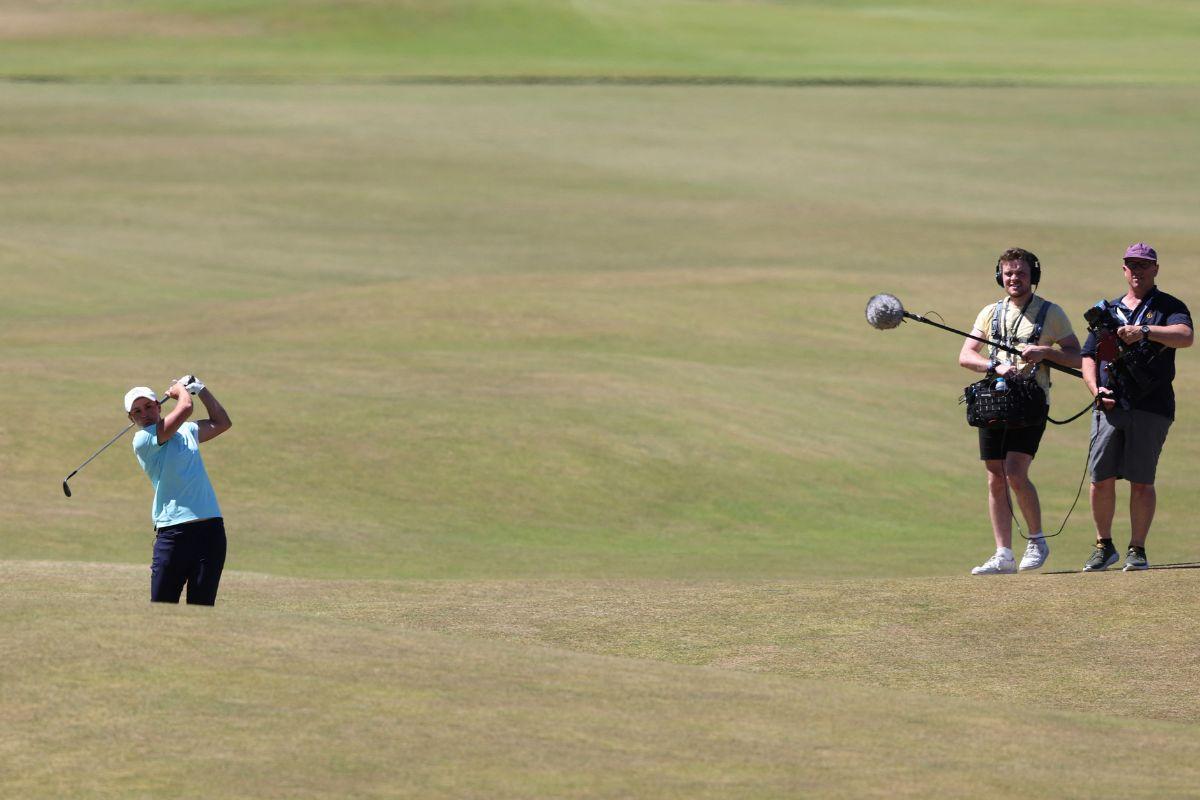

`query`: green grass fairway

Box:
[4,81,1200,579]
[1,0,1198,84]
[6,560,1200,799]
[4,2,1200,797]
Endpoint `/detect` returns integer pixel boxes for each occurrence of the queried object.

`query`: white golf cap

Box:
[123,386,157,412]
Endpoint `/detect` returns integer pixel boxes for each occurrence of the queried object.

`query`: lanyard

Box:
[1000,296,1034,354]
[1113,290,1155,327]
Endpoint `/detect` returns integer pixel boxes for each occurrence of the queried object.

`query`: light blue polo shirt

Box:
[132,421,222,528]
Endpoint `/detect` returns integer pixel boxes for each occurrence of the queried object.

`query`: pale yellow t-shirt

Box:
[973,295,1074,397]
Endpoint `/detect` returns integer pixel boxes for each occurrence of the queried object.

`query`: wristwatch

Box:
[1141,324,1151,341]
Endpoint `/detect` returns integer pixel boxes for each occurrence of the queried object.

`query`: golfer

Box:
[124,375,232,605]
[958,248,1080,574]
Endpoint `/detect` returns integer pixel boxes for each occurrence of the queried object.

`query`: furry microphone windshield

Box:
[865,293,905,330]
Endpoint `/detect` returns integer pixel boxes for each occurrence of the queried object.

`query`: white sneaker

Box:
[971,553,1017,575]
[1019,537,1049,571]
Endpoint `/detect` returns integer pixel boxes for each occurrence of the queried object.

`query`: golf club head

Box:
[62,480,72,498]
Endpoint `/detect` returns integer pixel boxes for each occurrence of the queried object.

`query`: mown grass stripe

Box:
[0,73,1136,89]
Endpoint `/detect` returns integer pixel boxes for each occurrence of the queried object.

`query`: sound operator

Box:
[958,248,1080,575]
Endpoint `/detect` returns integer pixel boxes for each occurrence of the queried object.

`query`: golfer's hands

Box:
[175,374,206,394]
[1095,388,1117,411]
[167,380,189,399]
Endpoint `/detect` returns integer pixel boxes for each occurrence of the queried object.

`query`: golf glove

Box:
[177,374,205,395]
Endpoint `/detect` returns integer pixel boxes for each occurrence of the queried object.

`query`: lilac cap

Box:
[1124,242,1158,263]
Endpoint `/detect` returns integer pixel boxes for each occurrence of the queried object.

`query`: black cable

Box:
[1002,410,1100,542]
[1048,400,1094,425]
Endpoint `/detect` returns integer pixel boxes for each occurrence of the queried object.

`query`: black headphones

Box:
[995,250,1041,287]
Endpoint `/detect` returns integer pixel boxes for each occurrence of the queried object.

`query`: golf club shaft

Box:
[904,311,1083,379]
[63,392,172,495]
[64,421,137,483]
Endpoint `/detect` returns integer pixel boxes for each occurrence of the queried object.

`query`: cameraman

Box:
[959,248,1081,575]
[1081,243,1193,571]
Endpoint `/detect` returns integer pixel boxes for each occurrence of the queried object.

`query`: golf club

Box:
[865,293,1083,379]
[62,391,171,498]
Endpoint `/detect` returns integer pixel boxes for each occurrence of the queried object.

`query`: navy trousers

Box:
[150,518,227,606]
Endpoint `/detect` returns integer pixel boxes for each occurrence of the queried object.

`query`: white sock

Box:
[1029,532,1045,540]
[997,547,1014,560]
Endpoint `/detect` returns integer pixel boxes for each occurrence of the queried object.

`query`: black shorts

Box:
[978,410,1048,461]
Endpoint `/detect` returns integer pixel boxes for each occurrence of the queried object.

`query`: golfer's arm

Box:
[157,391,193,444]
[196,388,232,443]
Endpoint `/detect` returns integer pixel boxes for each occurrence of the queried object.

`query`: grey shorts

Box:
[1089,408,1172,485]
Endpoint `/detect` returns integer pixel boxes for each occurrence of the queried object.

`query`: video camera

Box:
[1083,300,1118,335]
[1084,299,1157,404]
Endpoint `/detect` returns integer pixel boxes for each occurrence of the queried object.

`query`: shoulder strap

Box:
[989,300,1005,360]
[1029,298,1051,343]
[1025,299,1053,381]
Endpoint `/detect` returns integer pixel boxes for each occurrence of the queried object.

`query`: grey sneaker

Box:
[1019,537,1049,571]
[1123,546,1149,571]
[1083,540,1119,572]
